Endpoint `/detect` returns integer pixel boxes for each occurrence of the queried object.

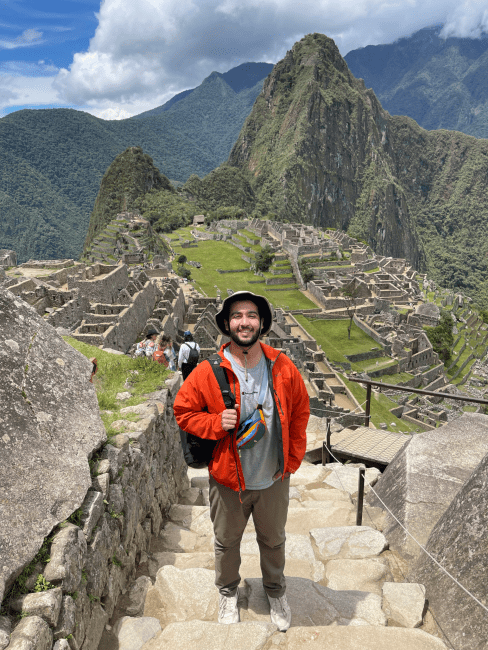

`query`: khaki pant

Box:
[209,475,290,597]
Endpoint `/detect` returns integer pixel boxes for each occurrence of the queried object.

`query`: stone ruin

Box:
[0,249,17,267]
[0,257,183,355]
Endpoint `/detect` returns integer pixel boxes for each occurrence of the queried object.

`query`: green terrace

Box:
[294,316,422,432]
[169,232,314,311]
[231,233,262,252]
[236,228,262,241]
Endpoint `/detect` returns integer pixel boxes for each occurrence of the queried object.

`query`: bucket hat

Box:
[215,291,273,337]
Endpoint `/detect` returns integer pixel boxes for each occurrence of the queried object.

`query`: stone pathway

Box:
[101,464,448,650]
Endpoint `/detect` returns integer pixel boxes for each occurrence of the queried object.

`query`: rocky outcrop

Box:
[368,413,488,562]
[0,250,16,267]
[84,147,174,252]
[0,286,106,602]
[410,451,488,650]
[0,359,189,650]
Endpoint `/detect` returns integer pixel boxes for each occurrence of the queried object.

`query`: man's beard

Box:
[229,327,260,348]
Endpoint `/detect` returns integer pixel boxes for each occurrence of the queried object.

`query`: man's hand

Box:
[222,408,238,431]
[273,471,291,481]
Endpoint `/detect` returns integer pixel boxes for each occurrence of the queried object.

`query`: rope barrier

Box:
[322,440,488,618]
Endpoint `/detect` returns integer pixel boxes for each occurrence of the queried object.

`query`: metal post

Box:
[322,418,331,465]
[365,383,372,428]
[356,466,365,526]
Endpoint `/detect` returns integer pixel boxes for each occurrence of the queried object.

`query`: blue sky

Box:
[1,0,487,120]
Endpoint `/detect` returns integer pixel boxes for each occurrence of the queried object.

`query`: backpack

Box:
[185,342,199,366]
[179,356,235,469]
[153,350,168,366]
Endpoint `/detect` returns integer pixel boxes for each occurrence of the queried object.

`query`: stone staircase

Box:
[101,464,448,650]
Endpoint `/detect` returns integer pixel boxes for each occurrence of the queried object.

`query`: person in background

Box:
[178,330,201,380]
[160,334,177,370]
[153,334,169,367]
[135,329,159,357]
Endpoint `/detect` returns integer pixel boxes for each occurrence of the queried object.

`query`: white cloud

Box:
[0,28,44,50]
[89,106,136,120]
[441,1,488,38]
[0,75,59,116]
[0,60,58,77]
[46,0,488,113]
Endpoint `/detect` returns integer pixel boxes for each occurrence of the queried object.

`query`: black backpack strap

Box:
[208,355,236,410]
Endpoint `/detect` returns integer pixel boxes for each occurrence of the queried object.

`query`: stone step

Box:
[102,464,446,650]
[112,619,448,650]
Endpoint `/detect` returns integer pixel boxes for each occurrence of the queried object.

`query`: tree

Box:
[298,258,314,284]
[177,254,187,264]
[425,311,454,363]
[177,265,191,280]
[342,285,361,340]
[254,245,275,272]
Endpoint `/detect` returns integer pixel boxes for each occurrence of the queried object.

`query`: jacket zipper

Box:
[228,366,244,500]
[274,390,285,417]
[267,354,285,477]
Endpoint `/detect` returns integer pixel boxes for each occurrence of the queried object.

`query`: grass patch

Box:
[294,317,422,432]
[64,337,170,435]
[169,238,315,310]
[365,266,380,274]
[296,316,378,364]
[341,374,423,433]
[350,358,398,373]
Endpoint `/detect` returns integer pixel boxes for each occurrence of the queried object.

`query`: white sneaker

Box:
[268,593,291,631]
[218,589,240,624]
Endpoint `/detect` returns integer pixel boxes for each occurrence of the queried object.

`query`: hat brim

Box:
[215,291,273,337]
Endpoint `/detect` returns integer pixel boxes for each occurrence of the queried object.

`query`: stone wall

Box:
[0,309,188,650]
[47,295,91,330]
[68,265,129,304]
[265,276,296,285]
[352,314,391,352]
[100,281,160,352]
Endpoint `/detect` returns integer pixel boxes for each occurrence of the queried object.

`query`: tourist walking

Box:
[178,330,201,379]
[173,291,309,631]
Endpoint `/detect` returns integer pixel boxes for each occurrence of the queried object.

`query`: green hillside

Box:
[345,26,488,138]
[84,146,173,250]
[226,33,488,307]
[0,63,271,262]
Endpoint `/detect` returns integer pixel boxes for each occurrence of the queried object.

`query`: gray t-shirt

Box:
[224,347,279,490]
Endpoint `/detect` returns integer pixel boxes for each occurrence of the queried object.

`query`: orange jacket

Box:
[173,342,310,492]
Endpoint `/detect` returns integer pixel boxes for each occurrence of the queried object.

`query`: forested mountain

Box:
[224,33,488,307]
[345,27,488,137]
[0,62,272,262]
[85,146,174,250]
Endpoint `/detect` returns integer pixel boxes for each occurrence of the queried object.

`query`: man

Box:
[173,291,309,631]
[178,330,201,379]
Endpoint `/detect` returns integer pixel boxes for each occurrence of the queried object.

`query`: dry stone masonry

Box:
[1,216,488,648]
[93,462,449,650]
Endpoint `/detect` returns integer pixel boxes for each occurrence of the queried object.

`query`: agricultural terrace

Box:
[295,316,424,433]
[169,228,315,311]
